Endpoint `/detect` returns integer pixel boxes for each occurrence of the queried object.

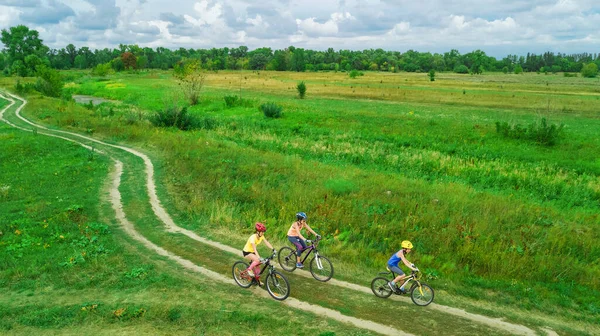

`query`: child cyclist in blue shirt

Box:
[387,240,418,293]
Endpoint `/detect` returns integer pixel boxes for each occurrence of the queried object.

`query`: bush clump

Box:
[224,95,239,108]
[495,118,564,146]
[260,102,282,118]
[149,105,198,130]
[348,70,364,79]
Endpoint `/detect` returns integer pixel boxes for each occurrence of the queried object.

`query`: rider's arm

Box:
[251,242,260,259]
[305,223,318,236]
[399,250,417,271]
[263,237,274,251]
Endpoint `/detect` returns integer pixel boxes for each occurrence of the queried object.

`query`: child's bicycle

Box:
[278,237,334,282]
[370,266,434,306]
[232,251,290,301]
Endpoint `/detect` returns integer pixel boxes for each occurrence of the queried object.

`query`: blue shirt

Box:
[387,250,403,267]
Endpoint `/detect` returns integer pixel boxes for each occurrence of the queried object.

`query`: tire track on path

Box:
[0,92,408,336]
[1,91,545,335]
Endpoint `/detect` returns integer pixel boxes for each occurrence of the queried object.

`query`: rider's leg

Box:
[388,265,406,291]
[245,253,260,277]
[288,236,306,264]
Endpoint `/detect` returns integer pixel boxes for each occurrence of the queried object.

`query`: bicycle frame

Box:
[380,269,420,292]
[295,238,318,260]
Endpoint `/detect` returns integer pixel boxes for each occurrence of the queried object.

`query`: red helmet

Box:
[255,222,266,232]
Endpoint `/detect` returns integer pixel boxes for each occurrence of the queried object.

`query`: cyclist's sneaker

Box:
[247,269,255,277]
[256,277,263,287]
[398,288,408,294]
[296,262,304,268]
[388,282,397,292]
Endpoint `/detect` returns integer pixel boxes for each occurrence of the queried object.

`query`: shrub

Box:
[453,64,469,74]
[502,66,509,74]
[91,63,113,77]
[34,65,63,97]
[297,81,307,99]
[260,102,282,118]
[581,63,598,78]
[149,105,199,130]
[428,69,435,82]
[224,95,239,108]
[514,65,523,74]
[564,72,578,78]
[495,118,564,146]
[348,70,364,79]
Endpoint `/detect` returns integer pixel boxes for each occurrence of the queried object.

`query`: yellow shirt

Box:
[243,234,264,253]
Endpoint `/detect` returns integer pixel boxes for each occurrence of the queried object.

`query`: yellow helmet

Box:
[401,240,413,249]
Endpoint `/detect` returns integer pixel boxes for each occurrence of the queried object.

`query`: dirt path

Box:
[0,91,552,335]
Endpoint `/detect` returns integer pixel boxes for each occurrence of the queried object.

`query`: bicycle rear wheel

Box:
[371,277,393,298]
[266,271,290,301]
[410,282,434,306]
[232,261,253,288]
[309,255,334,282]
[278,246,297,272]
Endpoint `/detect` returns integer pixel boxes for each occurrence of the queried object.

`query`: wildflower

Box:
[60,235,64,239]
[15,229,22,235]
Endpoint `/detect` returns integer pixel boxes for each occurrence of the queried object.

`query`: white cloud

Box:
[191,0,222,25]
[0,6,21,28]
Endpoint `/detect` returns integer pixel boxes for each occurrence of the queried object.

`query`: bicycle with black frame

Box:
[277,236,334,282]
[371,266,434,306]
[232,250,290,301]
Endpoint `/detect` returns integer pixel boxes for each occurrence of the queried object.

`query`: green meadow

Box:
[2,69,599,333]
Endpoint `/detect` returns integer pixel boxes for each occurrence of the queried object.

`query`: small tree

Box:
[581,63,598,78]
[121,52,136,70]
[296,81,307,99]
[428,69,435,82]
[174,59,206,106]
[35,65,63,97]
[514,65,523,74]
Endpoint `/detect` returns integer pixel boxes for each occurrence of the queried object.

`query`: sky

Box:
[0,0,599,58]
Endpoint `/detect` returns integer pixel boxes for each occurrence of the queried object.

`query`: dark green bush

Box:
[297,81,307,99]
[149,105,199,130]
[495,118,564,146]
[453,64,469,74]
[260,102,282,118]
[224,95,239,107]
[348,70,364,79]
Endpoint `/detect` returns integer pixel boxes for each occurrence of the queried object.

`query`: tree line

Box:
[2,25,599,77]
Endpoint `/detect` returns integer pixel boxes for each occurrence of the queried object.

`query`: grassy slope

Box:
[0,98,380,336]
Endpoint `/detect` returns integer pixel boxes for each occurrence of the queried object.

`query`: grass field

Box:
[1,69,599,333]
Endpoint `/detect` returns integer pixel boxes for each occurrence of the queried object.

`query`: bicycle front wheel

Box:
[309,255,334,282]
[278,246,297,272]
[410,282,434,306]
[232,261,252,288]
[266,271,290,301]
[371,277,393,298]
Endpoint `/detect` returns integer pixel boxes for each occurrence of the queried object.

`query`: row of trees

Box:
[2,25,600,78]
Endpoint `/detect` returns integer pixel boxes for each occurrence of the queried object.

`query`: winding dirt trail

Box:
[0,91,553,335]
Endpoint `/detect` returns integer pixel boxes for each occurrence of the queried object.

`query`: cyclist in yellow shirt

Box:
[243,222,275,285]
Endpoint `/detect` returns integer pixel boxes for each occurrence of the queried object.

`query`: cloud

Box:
[19,0,75,24]
[0,6,21,28]
[74,0,120,30]
[0,0,39,7]
[296,12,355,37]
[160,12,185,25]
